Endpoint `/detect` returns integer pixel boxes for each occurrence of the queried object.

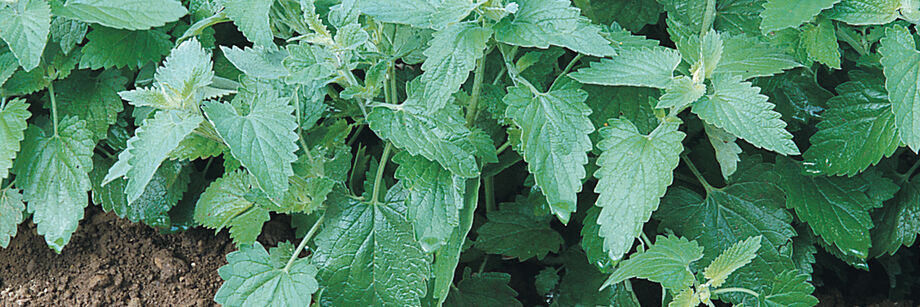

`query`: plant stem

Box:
[495,141,511,156]
[478,255,489,274]
[700,0,717,39]
[389,62,398,104]
[484,176,496,213]
[711,287,760,298]
[371,142,393,204]
[466,48,490,127]
[49,83,59,136]
[284,215,325,272]
[900,158,920,183]
[552,54,583,88]
[682,155,714,192]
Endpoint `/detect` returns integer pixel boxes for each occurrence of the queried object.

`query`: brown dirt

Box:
[0,207,236,307]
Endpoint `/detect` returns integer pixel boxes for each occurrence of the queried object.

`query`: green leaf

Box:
[575,0,662,33]
[0,188,24,248]
[221,45,289,80]
[50,70,127,140]
[313,185,430,306]
[569,47,681,88]
[594,119,685,261]
[581,206,612,271]
[657,76,706,110]
[215,242,319,307]
[552,249,641,307]
[534,268,559,296]
[53,0,187,30]
[444,270,522,307]
[803,70,898,176]
[693,74,799,155]
[704,236,762,287]
[415,22,491,111]
[826,0,901,25]
[219,0,274,46]
[78,27,172,70]
[800,18,841,69]
[474,198,564,260]
[760,0,841,33]
[0,98,31,180]
[109,110,203,204]
[503,83,594,223]
[366,103,479,178]
[91,155,189,228]
[393,152,464,253]
[657,158,796,298]
[704,124,741,179]
[357,0,478,29]
[118,38,215,111]
[604,235,704,291]
[0,50,19,87]
[711,33,802,80]
[50,18,87,55]
[494,0,617,56]
[202,81,299,202]
[0,0,51,71]
[13,117,94,252]
[429,178,479,305]
[669,289,700,307]
[194,170,271,246]
[584,85,659,137]
[880,24,920,151]
[775,157,895,261]
[871,178,920,256]
[758,270,818,307]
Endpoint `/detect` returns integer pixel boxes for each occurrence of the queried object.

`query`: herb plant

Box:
[2,0,920,305]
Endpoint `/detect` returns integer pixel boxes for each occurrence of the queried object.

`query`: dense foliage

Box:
[2,0,920,305]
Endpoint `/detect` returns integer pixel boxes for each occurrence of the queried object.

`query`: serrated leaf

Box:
[658,76,706,110]
[357,0,477,29]
[757,270,818,307]
[215,242,319,307]
[584,85,659,137]
[704,236,762,287]
[0,188,24,248]
[0,98,30,180]
[50,18,87,55]
[693,74,799,155]
[760,0,841,33]
[580,206,612,271]
[803,71,898,176]
[880,24,920,151]
[91,156,188,228]
[552,249,640,307]
[871,178,920,256]
[366,103,479,178]
[826,0,901,25]
[576,0,662,33]
[495,0,616,56]
[504,83,594,223]
[534,268,559,296]
[415,22,491,112]
[604,235,704,291]
[116,110,203,204]
[444,271,522,307]
[429,178,479,305]
[570,47,681,88]
[474,199,564,260]
[775,157,895,261]
[50,70,127,140]
[313,185,430,306]
[800,18,841,69]
[194,170,271,245]
[13,117,94,252]
[53,0,187,30]
[0,50,19,87]
[713,33,802,80]
[221,45,289,80]
[0,0,51,71]
[202,81,298,202]
[78,27,172,70]
[219,0,273,46]
[704,124,741,179]
[594,119,684,261]
[394,152,464,253]
[169,131,226,161]
[657,159,796,299]
[669,289,700,307]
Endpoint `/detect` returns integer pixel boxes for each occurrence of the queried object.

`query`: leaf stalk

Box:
[284,215,325,272]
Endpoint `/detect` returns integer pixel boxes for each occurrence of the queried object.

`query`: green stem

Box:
[371,143,393,204]
[640,232,653,247]
[347,124,365,147]
[682,155,714,192]
[484,176,496,213]
[49,83,59,136]
[389,62,398,104]
[711,287,760,298]
[478,255,489,274]
[466,48,491,127]
[284,215,325,272]
[552,54,583,88]
[900,158,920,183]
[494,141,511,156]
[700,0,717,39]
[498,45,541,94]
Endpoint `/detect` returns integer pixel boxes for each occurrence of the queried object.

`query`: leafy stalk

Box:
[371,142,393,204]
[48,83,59,136]
[284,214,325,272]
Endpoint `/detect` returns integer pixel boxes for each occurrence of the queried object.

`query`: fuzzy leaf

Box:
[215,242,319,307]
[604,235,704,291]
[504,83,594,223]
[219,0,273,46]
[693,74,799,155]
[0,188,24,248]
[394,153,464,253]
[0,0,51,71]
[717,33,802,80]
[800,18,841,69]
[0,98,30,180]
[444,271,522,307]
[594,119,684,261]
[570,47,681,88]
[474,200,564,261]
[358,0,478,29]
[758,271,818,307]
[760,0,841,33]
[658,76,706,110]
[53,0,187,30]
[194,170,271,246]
[871,178,920,256]
[826,0,901,25]
[50,70,127,140]
[13,117,94,252]
[416,22,491,111]
[79,27,172,70]
[494,0,616,56]
[704,124,741,179]
[880,24,920,151]
[704,236,762,287]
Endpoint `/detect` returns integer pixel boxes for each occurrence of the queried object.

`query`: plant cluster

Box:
[2,0,920,306]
